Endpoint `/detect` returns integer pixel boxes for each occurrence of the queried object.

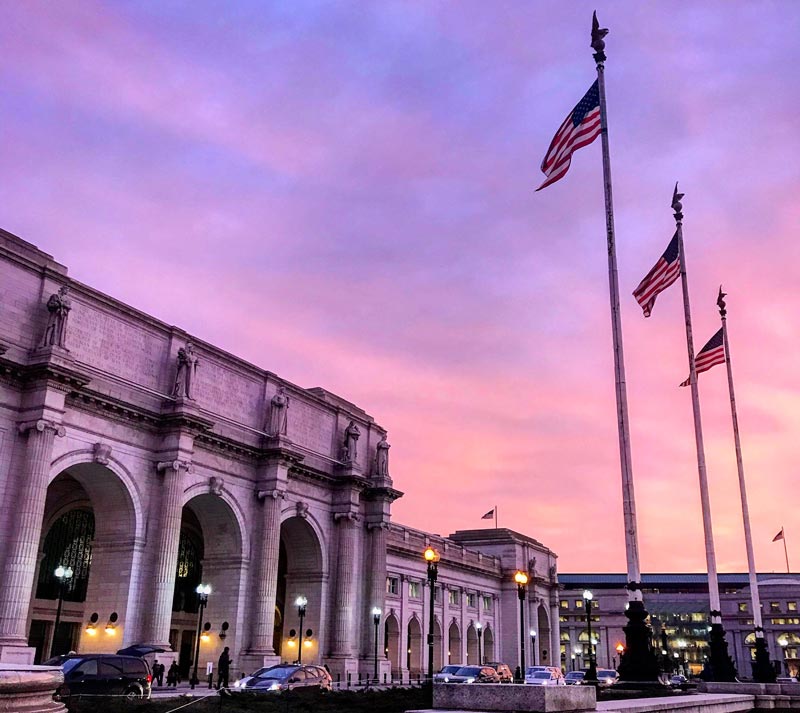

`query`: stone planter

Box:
[0,664,66,713]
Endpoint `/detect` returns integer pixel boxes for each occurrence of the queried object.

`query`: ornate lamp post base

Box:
[702,623,737,682]
[752,636,776,683]
[617,601,660,682]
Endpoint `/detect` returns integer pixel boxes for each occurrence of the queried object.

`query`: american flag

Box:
[536,81,601,191]
[633,233,681,317]
[680,328,725,387]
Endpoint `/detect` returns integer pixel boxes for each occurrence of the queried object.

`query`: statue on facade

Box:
[342,420,360,462]
[266,387,289,436]
[39,285,72,348]
[375,434,390,476]
[172,343,199,400]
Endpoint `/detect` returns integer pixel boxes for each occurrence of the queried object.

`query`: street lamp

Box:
[583,590,597,682]
[514,571,529,682]
[190,584,211,689]
[50,565,73,658]
[530,629,537,666]
[296,596,308,664]
[475,622,483,665]
[372,607,382,684]
[615,642,624,670]
[424,547,440,682]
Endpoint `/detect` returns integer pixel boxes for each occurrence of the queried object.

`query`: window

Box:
[591,600,599,609]
[560,600,569,609]
[738,602,748,612]
[789,602,797,612]
[559,616,568,623]
[36,509,95,602]
[482,595,492,612]
[434,586,442,603]
[448,589,460,605]
[386,577,399,596]
[467,593,477,608]
[690,613,705,622]
[770,602,781,612]
[409,582,421,599]
[575,600,583,609]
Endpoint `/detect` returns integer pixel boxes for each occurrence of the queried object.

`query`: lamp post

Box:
[296,596,308,664]
[530,629,537,666]
[424,547,440,682]
[615,642,624,671]
[49,565,73,659]
[190,584,211,689]
[372,607,382,684]
[476,622,483,665]
[571,653,576,671]
[778,637,789,675]
[583,590,597,682]
[514,571,529,682]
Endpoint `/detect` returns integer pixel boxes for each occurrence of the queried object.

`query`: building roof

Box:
[558,572,800,589]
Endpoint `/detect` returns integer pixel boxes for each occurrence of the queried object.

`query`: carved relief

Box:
[93,442,112,465]
[172,343,199,400]
[39,285,72,349]
[209,476,224,495]
[295,501,309,519]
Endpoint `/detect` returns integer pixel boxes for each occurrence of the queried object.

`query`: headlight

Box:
[232,680,244,688]
[269,682,281,691]
[443,677,449,682]
[465,677,475,683]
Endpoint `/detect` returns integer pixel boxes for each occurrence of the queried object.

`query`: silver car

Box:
[434,665,464,683]
[232,664,332,692]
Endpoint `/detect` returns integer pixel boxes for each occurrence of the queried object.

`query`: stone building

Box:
[0,229,560,681]
[559,573,800,678]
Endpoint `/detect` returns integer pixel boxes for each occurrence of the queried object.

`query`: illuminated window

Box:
[738,603,748,612]
[788,602,797,612]
[575,600,583,609]
[770,602,781,613]
[560,600,569,609]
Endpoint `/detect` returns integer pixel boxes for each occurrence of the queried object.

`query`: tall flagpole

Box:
[673,186,736,681]
[591,13,658,681]
[781,528,790,573]
[718,288,774,681]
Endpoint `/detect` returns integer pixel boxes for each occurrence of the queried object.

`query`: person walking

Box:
[167,661,180,688]
[217,647,231,689]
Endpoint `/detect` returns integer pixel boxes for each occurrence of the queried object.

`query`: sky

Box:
[1,0,798,573]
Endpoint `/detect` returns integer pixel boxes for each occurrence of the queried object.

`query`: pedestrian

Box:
[152,660,163,686]
[217,646,230,689]
[167,661,179,688]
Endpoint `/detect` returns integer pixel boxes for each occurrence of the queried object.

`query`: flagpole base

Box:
[617,600,661,682]
[702,623,737,682]
[751,636,776,683]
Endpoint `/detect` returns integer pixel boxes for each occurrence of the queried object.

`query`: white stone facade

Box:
[0,229,560,681]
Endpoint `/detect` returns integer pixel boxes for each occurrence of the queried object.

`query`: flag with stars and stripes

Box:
[536,81,601,191]
[633,233,681,317]
[680,328,725,387]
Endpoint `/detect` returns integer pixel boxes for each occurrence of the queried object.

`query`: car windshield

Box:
[439,666,461,674]
[455,666,482,676]
[62,659,85,674]
[567,672,584,678]
[598,670,616,677]
[531,672,551,679]
[254,667,296,681]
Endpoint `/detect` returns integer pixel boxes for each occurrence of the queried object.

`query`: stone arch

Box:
[407,615,423,674]
[384,612,401,677]
[276,515,325,663]
[448,620,461,664]
[537,603,550,664]
[466,622,478,664]
[183,480,249,561]
[483,625,495,661]
[37,459,143,659]
[433,617,443,671]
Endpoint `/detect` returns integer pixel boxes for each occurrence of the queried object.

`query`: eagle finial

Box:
[717,286,727,318]
[671,182,684,220]
[591,11,609,55]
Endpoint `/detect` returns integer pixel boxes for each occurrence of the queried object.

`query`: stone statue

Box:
[39,285,72,348]
[342,420,360,462]
[375,434,390,476]
[266,387,289,436]
[172,343,199,400]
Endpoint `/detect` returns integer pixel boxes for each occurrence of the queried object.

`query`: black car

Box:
[54,654,152,699]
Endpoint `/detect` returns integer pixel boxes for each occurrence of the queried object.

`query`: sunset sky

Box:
[2,1,798,573]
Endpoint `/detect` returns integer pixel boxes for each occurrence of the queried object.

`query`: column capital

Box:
[334,511,360,524]
[366,521,390,531]
[18,419,65,438]
[256,487,286,502]
[156,459,193,474]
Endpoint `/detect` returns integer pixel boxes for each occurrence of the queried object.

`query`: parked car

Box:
[596,669,619,686]
[525,668,565,686]
[434,665,465,683]
[776,677,798,684]
[669,674,688,688]
[484,661,514,683]
[443,666,501,684]
[565,671,585,685]
[54,654,152,700]
[232,664,332,692]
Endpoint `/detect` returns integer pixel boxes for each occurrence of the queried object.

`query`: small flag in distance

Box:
[773,529,785,542]
[536,81,602,191]
[481,509,495,520]
[633,232,680,318]
[680,328,725,387]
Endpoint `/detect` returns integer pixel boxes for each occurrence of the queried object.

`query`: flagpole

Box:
[673,186,735,681]
[718,288,773,681]
[591,13,657,681]
[495,506,498,530]
[782,528,790,573]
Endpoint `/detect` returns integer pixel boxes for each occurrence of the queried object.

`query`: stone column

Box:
[141,459,191,647]
[550,601,560,668]
[248,487,285,655]
[0,420,64,657]
[331,513,359,657]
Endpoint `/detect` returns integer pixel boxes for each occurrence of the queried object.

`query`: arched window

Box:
[172,527,203,613]
[36,509,95,602]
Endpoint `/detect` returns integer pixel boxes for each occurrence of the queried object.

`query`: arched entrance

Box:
[31,461,140,662]
[169,492,245,678]
[466,623,478,664]
[448,621,461,664]
[384,613,400,676]
[483,626,495,661]
[407,616,423,674]
[433,618,443,671]
[275,516,324,664]
[537,604,550,664]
